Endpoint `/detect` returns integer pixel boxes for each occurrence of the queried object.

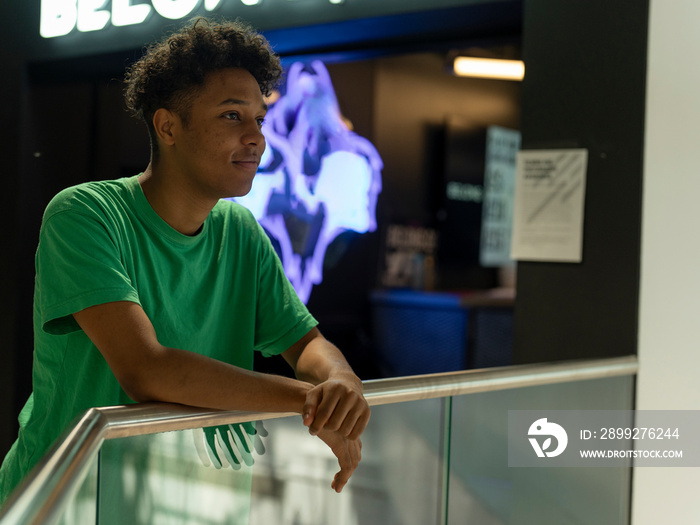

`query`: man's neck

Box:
[138,162,217,236]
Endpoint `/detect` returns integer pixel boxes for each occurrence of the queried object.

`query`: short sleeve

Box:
[36,206,140,335]
[251,223,317,357]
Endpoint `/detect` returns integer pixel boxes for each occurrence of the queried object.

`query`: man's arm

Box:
[74,300,370,493]
[73,301,314,414]
[281,328,370,493]
[282,328,370,440]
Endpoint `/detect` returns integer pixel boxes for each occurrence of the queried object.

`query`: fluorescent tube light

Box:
[453,57,525,81]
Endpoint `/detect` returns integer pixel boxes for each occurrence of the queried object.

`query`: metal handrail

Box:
[0,355,637,525]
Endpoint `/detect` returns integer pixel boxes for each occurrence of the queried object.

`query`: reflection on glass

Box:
[49,373,634,524]
[94,398,447,525]
[98,426,256,525]
[447,376,635,525]
[249,399,446,525]
[55,451,98,525]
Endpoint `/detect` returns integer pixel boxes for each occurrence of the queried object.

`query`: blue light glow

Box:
[233,61,383,303]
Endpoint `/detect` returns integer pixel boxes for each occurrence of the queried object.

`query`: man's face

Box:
[170,67,267,200]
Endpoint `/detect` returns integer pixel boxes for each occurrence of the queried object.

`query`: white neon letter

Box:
[40,0,77,38]
[205,0,224,10]
[77,0,110,32]
[112,0,153,27]
[240,0,262,5]
[152,0,200,20]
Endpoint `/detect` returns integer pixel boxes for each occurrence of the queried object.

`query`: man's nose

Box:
[243,123,265,147]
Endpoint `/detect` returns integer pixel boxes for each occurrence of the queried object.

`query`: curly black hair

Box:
[124,17,282,157]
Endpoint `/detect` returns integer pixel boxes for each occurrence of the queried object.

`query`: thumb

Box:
[303,387,322,428]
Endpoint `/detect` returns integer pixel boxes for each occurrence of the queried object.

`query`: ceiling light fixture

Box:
[453,57,525,81]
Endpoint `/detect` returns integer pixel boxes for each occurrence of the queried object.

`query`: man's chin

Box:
[226,181,254,200]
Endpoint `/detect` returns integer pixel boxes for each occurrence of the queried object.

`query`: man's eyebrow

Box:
[217,98,268,111]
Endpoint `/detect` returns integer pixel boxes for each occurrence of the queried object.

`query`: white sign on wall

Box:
[510,149,588,263]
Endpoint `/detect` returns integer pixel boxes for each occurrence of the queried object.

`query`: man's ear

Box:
[152,108,178,147]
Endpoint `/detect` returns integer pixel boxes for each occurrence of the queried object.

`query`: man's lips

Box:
[232,157,260,170]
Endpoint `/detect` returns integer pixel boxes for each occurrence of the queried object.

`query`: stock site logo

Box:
[528,418,568,458]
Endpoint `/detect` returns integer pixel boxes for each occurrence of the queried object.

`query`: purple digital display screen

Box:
[233,61,383,303]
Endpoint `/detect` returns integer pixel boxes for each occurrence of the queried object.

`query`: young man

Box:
[0,18,370,504]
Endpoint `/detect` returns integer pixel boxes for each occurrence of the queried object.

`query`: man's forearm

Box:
[74,301,315,415]
[283,330,369,439]
[291,334,362,388]
[126,346,313,414]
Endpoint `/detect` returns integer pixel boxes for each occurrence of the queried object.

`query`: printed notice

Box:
[510,149,588,262]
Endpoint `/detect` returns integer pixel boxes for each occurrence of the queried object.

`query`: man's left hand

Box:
[315,428,363,493]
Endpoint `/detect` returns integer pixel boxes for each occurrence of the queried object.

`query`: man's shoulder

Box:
[212,197,252,215]
[44,176,136,221]
[209,199,271,252]
[211,198,259,227]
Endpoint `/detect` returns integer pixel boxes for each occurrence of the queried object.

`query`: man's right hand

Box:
[315,428,362,493]
[302,377,369,440]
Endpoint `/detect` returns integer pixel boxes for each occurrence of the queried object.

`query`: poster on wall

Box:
[510,149,588,263]
[380,224,438,289]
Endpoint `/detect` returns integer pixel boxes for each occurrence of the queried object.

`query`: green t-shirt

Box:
[0,175,317,504]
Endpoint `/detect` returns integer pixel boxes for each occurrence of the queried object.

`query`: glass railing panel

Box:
[447,375,635,525]
[95,397,447,525]
[0,357,636,525]
[98,425,256,525]
[249,398,446,525]
[54,451,98,525]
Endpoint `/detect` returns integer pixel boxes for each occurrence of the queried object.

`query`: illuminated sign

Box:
[446,181,483,203]
[480,126,520,267]
[40,0,345,38]
[233,61,383,303]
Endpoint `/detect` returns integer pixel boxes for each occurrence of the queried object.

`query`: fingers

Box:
[316,429,362,493]
[303,387,321,430]
[324,394,355,434]
[306,386,337,436]
[304,381,371,438]
[324,396,370,439]
[346,408,371,441]
[330,437,362,493]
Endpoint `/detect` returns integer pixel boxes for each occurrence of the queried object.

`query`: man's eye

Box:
[257,118,266,127]
[224,112,239,120]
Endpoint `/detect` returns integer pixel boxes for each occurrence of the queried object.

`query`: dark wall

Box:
[513,0,649,363]
[0,1,33,465]
[372,53,521,226]
[14,78,152,408]
[2,52,151,458]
